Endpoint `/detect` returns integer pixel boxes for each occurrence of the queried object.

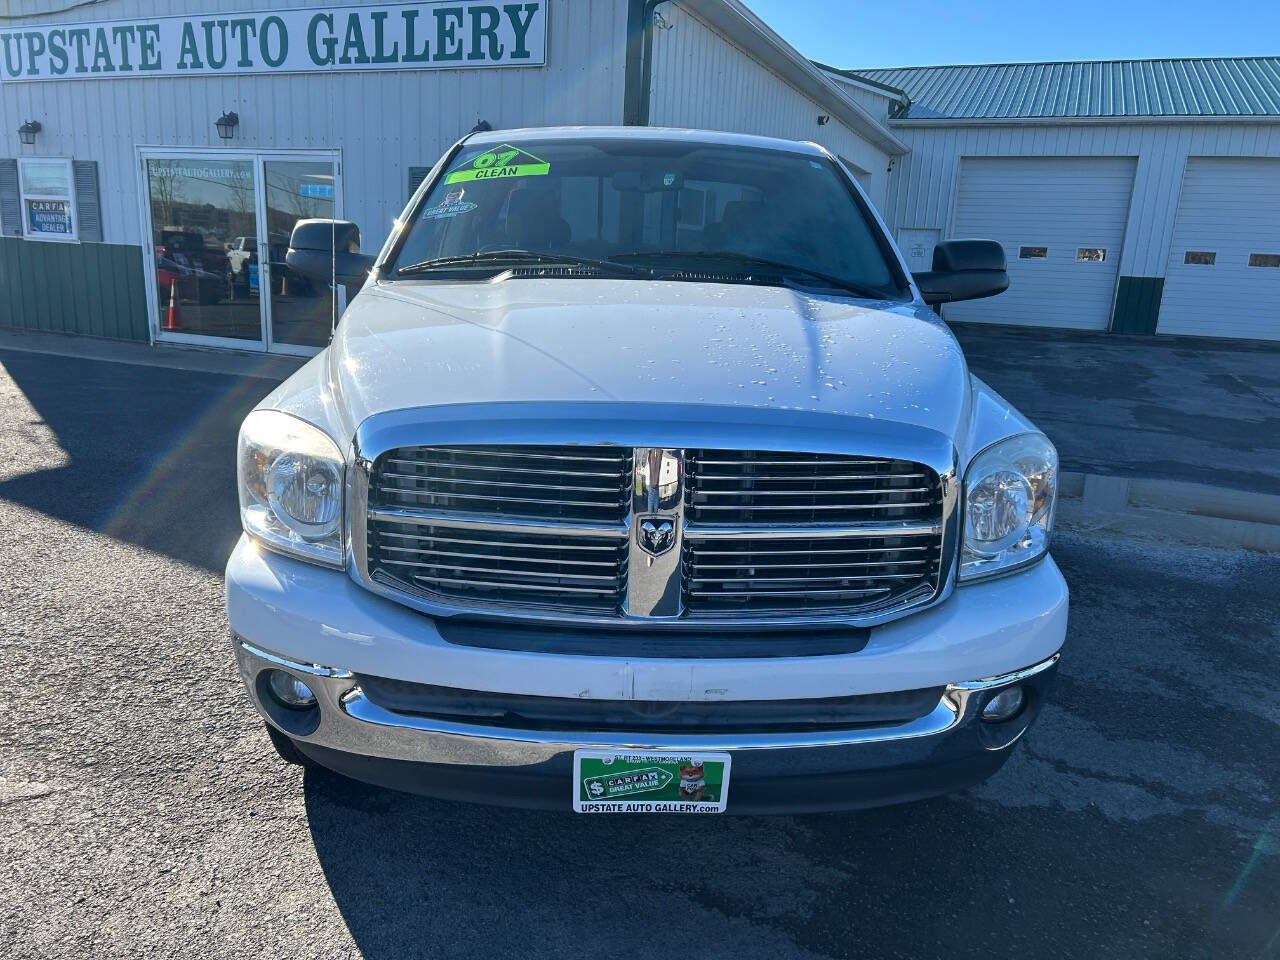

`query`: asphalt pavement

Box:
[953,323,1280,496]
[1,347,1278,960]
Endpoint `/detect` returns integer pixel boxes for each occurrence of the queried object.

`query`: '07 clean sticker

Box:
[444,144,550,184]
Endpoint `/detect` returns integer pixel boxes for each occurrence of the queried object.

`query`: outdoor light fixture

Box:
[816,115,830,126]
[215,111,239,140]
[17,120,41,145]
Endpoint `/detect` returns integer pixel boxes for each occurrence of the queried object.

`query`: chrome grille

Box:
[367,519,628,613]
[682,449,945,616]
[374,445,632,523]
[685,450,940,525]
[355,439,952,627]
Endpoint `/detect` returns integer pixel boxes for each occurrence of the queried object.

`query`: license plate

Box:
[572,750,731,813]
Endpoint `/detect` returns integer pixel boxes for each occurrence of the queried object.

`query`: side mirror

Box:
[285,219,376,295]
[912,239,1009,307]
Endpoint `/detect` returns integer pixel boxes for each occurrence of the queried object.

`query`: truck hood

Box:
[329,278,971,440]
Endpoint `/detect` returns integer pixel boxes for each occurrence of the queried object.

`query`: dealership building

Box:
[0,0,907,355]
[828,58,1280,340]
[2,3,1277,352]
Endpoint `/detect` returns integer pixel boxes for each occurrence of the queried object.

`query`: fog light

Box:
[266,670,316,709]
[981,686,1024,722]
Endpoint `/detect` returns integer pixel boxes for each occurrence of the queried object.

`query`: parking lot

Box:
[1,338,1278,959]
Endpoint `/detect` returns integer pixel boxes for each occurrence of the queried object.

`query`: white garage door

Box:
[1159,158,1280,340]
[946,156,1136,330]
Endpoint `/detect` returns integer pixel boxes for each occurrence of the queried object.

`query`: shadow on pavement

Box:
[301,767,1275,960]
[0,348,277,573]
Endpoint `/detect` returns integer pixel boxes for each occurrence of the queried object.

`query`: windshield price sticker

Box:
[573,751,731,813]
[444,144,549,184]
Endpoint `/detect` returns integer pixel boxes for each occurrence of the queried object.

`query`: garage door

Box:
[1158,158,1280,340]
[946,156,1136,330]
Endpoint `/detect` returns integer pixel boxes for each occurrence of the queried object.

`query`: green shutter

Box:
[0,159,19,237]
[73,160,103,242]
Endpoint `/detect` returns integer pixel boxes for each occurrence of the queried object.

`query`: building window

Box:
[1184,251,1216,266]
[1248,253,1280,268]
[1019,246,1048,260]
[18,157,77,242]
[1076,247,1107,262]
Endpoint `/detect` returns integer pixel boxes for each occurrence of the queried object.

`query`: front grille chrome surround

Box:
[347,411,959,630]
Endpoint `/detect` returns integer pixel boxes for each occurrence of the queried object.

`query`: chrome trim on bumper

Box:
[236,637,1057,763]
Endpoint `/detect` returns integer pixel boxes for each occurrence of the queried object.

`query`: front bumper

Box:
[228,536,1067,813]
[235,638,1057,813]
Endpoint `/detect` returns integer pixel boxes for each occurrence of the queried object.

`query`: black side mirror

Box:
[912,239,1009,307]
[286,219,376,295]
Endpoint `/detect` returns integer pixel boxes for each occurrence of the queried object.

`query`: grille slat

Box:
[409,576,622,597]
[691,560,930,571]
[690,501,935,512]
[693,486,934,498]
[409,447,626,463]
[380,545,622,568]
[378,472,624,494]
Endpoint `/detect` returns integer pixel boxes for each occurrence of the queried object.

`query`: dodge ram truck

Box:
[227,127,1066,814]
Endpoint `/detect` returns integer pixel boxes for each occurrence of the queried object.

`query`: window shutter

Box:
[408,166,430,201]
[73,160,102,242]
[0,159,19,237]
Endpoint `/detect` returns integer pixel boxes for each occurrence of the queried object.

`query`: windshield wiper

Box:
[611,251,891,299]
[396,249,653,279]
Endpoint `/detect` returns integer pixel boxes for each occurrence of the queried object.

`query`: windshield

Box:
[388,137,906,298]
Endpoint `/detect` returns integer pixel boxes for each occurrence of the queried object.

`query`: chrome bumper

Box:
[234,637,1059,775]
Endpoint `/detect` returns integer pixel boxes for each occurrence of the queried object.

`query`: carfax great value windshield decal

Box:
[444,145,550,184]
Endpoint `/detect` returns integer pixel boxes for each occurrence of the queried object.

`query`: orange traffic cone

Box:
[165,277,178,330]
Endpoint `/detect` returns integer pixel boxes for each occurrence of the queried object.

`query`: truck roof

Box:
[463,125,826,156]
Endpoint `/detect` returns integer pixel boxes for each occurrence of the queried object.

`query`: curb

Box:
[1058,472,1280,551]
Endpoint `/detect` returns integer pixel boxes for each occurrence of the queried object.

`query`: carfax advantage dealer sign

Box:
[0,2,545,81]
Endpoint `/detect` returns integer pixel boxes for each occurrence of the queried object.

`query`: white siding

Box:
[645,4,892,209]
[0,0,630,249]
[1159,157,1280,340]
[824,74,898,127]
[881,121,1280,284]
[947,156,1135,330]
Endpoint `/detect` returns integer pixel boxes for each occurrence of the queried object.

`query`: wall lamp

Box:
[215,111,240,140]
[18,120,41,145]
[816,115,830,126]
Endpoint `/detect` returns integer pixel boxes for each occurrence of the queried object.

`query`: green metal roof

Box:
[850,58,1280,120]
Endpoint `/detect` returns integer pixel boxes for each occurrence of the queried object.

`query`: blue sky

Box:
[742,0,1280,69]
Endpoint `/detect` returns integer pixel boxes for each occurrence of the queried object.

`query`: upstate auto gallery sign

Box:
[0,2,545,81]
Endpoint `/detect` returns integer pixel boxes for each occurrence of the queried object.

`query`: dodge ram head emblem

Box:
[637,517,675,556]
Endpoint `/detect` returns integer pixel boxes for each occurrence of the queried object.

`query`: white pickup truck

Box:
[226,127,1066,814]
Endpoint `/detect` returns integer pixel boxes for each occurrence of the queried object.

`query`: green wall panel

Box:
[1111,276,1164,335]
[0,237,149,342]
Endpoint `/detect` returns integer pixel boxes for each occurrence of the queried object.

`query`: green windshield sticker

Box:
[444,144,550,184]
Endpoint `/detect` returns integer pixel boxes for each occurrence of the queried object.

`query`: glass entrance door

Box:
[263,160,339,352]
[145,157,261,346]
[143,151,341,354]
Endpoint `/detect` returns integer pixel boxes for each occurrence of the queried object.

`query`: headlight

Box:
[238,410,345,567]
[960,433,1057,582]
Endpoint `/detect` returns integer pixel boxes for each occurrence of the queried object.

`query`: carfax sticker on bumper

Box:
[573,751,731,813]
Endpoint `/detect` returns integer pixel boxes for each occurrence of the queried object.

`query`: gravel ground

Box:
[1,348,1277,960]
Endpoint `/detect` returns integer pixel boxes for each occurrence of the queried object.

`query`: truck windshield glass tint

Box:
[390,139,904,297]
